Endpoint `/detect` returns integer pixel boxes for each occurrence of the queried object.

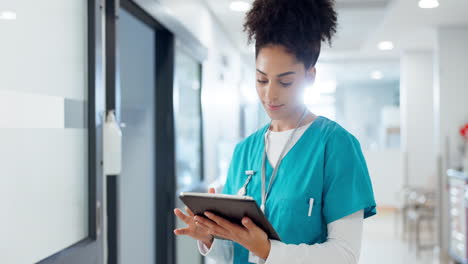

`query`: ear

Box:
[306,66,317,85]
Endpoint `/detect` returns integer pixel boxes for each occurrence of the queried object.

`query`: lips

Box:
[267,104,284,111]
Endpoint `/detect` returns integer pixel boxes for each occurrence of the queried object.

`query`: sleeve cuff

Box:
[264,240,284,264]
[197,238,216,256]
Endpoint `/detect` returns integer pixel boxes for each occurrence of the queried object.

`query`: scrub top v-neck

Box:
[222,116,377,264]
[264,120,314,168]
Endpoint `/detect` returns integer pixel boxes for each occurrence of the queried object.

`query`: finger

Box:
[204,211,240,231]
[173,227,191,236]
[194,219,211,231]
[195,215,228,235]
[185,206,195,217]
[195,218,229,238]
[241,217,261,232]
[194,215,218,229]
[174,208,191,225]
[208,187,215,194]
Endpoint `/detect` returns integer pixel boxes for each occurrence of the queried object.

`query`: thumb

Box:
[208,187,216,194]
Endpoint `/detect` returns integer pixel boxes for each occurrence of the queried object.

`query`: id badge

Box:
[248,251,258,263]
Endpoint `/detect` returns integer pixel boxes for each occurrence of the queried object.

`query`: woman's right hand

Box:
[173,187,216,248]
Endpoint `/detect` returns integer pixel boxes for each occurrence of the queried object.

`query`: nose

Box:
[264,83,279,104]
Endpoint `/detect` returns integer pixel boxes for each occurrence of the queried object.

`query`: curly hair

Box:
[243,0,337,69]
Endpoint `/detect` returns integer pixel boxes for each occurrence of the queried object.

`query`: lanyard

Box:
[260,107,308,213]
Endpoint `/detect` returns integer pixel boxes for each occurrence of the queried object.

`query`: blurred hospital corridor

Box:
[361,209,438,264]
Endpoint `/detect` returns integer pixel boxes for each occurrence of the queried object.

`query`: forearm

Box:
[264,210,363,264]
[265,238,358,264]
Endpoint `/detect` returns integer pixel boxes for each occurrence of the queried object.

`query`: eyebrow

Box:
[256,69,296,77]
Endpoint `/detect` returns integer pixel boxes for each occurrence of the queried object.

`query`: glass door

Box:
[174,48,204,264]
[105,0,177,263]
[117,6,157,264]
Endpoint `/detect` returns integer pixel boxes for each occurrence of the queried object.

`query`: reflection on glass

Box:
[174,50,203,192]
[335,80,400,150]
[174,49,203,264]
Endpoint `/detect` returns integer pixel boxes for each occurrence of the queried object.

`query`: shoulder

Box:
[317,116,360,148]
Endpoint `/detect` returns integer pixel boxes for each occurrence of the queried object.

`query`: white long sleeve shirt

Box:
[198,119,365,263]
[198,210,363,264]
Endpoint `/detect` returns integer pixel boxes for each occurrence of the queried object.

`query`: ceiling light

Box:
[418,0,439,9]
[0,10,16,20]
[230,1,251,12]
[378,41,394,51]
[371,71,384,80]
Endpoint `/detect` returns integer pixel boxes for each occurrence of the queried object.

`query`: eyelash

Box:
[256,80,292,87]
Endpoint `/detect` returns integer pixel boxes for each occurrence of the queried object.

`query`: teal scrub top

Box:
[222,116,377,264]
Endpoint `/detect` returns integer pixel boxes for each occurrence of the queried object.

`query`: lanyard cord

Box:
[261,107,308,212]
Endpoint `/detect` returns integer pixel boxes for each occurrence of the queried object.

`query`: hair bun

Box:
[243,0,338,67]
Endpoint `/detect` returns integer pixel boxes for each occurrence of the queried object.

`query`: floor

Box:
[360,209,439,264]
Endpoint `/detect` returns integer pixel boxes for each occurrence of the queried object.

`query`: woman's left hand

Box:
[194,211,271,260]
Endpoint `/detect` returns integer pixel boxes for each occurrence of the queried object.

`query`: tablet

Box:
[179,192,281,241]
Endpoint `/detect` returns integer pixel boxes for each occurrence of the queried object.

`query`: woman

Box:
[173,0,377,263]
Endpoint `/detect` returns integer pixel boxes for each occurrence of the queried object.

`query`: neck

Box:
[269,107,316,132]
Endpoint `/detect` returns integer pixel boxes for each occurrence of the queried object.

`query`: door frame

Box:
[38,0,105,263]
[105,0,177,263]
[105,1,208,263]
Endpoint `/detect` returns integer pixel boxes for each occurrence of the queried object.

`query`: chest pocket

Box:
[274,197,323,244]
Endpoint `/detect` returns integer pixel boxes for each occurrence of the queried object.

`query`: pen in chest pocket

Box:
[308,198,314,217]
[237,170,256,196]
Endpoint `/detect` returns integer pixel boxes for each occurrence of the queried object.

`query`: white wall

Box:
[435,27,468,171]
[400,51,436,188]
[364,150,403,207]
[0,1,91,263]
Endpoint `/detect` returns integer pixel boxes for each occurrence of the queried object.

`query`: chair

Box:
[406,190,436,257]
